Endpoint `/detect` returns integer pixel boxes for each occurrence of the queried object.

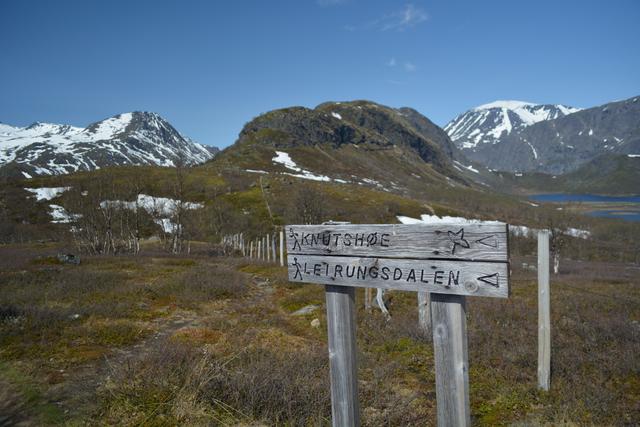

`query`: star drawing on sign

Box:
[447,228,470,254]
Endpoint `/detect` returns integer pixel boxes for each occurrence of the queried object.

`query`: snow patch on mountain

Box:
[49,204,77,223]
[272,151,332,182]
[474,100,535,110]
[100,194,204,233]
[25,187,71,201]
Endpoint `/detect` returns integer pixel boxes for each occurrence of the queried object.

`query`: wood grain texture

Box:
[431,293,470,427]
[286,223,508,262]
[538,230,551,391]
[325,285,360,426]
[287,255,509,298]
[418,291,431,332]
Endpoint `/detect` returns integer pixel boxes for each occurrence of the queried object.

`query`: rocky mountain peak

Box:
[0,112,218,178]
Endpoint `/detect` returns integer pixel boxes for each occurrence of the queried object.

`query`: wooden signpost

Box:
[286,222,510,426]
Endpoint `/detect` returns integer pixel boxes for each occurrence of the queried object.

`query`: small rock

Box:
[291,304,321,316]
[311,318,321,329]
[57,253,81,265]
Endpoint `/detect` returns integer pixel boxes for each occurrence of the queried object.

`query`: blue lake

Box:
[528,194,640,222]
[529,194,640,203]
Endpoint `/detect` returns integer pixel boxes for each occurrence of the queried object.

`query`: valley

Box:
[1,97,638,426]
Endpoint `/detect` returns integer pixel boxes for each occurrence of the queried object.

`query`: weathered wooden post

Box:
[418,291,431,333]
[326,285,360,425]
[279,229,285,266]
[538,230,551,391]
[431,293,469,425]
[266,234,271,262]
[272,235,277,263]
[286,222,509,426]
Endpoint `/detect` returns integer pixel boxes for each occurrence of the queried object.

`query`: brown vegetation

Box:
[0,242,637,425]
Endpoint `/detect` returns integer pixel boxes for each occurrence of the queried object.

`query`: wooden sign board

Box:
[286,223,510,298]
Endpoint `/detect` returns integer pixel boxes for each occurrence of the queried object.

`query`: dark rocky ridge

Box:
[236,100,457,176]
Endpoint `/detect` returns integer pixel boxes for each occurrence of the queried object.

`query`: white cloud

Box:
[404,61,416,72]
[346,3,428,32]
[317,0,347,6]
[387,57,397,67]
[379,4,428,31]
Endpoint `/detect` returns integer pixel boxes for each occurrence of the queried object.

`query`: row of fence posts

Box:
[222,229,286,267]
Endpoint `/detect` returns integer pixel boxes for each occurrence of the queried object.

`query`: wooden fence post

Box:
[279,229,284,266]
[272,234,276,262]
[325,285,360,426]
[418,292,431,333]
[364,288,372,311]
[431,293,470,427]
[265,234,269,262]
[538,230,551,391]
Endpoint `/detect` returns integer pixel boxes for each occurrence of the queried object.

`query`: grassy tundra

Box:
[0,242,638,425]
[1,163,638,425]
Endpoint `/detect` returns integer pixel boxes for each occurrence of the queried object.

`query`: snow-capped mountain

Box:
[0,112,218,178]
[446,96,640,174]
[445,100,581,150]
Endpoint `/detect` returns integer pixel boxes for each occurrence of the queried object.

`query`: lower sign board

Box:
[287,255,509,298]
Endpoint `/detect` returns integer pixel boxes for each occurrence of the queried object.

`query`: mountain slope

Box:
[447,96,640,174]
[555,153,640,194]
[0,112,218,178]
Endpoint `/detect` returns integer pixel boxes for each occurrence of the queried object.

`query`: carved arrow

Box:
[477,273,499,287]
[474,235,498,248]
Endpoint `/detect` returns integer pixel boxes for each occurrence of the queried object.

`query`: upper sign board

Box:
[285,223,510,298]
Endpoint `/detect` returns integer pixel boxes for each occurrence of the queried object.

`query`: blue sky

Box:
[1,0,639,148]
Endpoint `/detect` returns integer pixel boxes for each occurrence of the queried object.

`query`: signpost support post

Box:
[325,285,360,426]
[431,293,470,426]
